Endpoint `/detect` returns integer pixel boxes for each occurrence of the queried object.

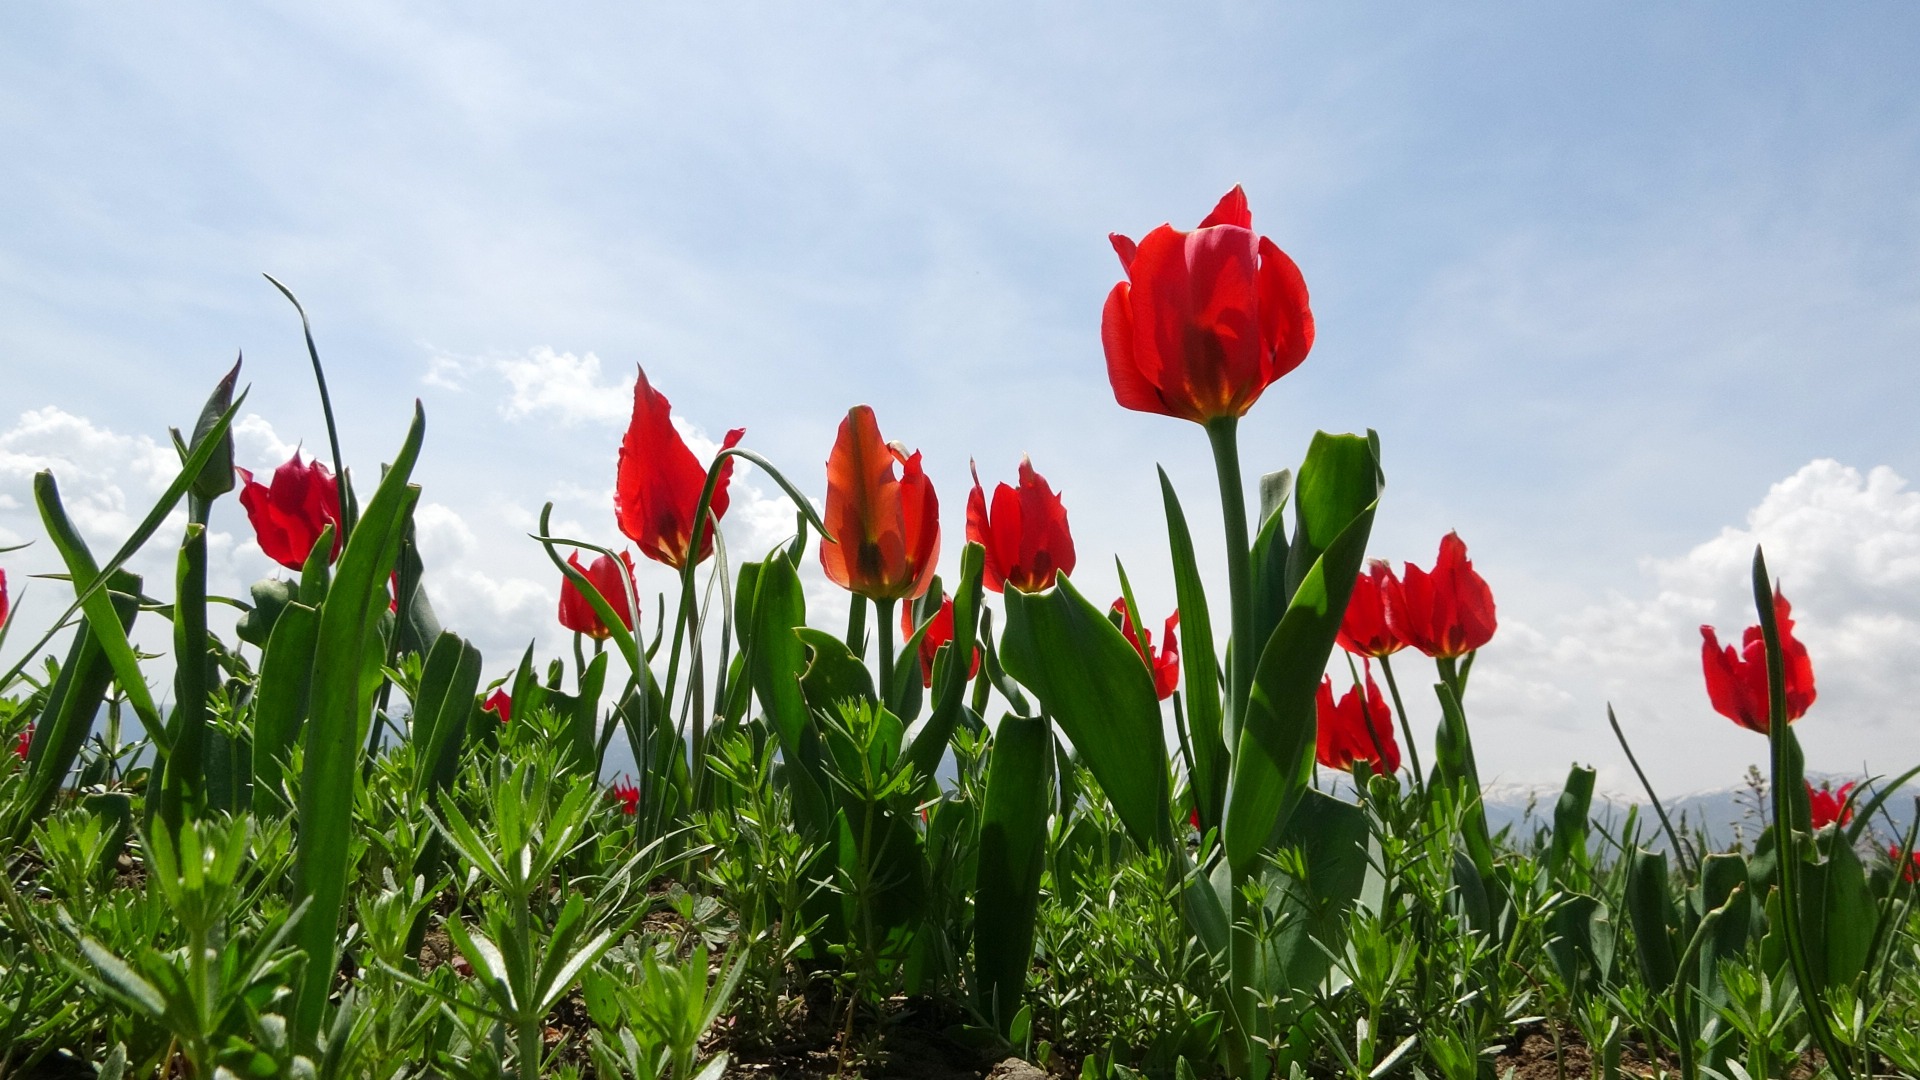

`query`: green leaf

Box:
[1624,847,1679,992]
[1000,574,1169,851]
[904,541,985,782]
[742,552,831,841]
[157,523,210,830]
[972,713,1051,1032]
[410,631,484,799]
[291,402,426,1047]
[181,355,242,502]
[1548,764,1596,887]
[250,602,319,818]
[1222,458,1377,877]
[1258,789,1370,1006]
[9,572,139,842]
[1159,470,1225,834]
[35,472,169,750]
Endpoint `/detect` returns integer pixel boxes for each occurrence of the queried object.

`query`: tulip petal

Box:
[1199,185,1252,229]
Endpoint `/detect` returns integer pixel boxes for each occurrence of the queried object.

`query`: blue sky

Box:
[4,3,1919,796]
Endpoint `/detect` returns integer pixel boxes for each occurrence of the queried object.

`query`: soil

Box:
[720,995,1013,1080]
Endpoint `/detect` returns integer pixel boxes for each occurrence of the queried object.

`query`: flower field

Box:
[4,188,1920,1080]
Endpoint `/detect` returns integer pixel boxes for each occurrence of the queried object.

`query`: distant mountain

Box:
[1476,772,1919,855]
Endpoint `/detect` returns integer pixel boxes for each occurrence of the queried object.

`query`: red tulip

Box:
[966,457,1076,593]
[1338,560,1406,659]
[11,725,28,761]
[1891,845,1920,885]
[1101,186,1315,425]
[901,594,980,689]
[1700,588,1815,735]
[1315,672,1400,775]
[818,406,939,601]
[237,453,343,571]
[610,777,640,816]
[615,367,745,570]
[1807,781,1853,830]
[1384,533,1497,660]
[483,689,512,724]
[1111,598,1180,700]
[0,567,8,628]
[558,550,639,641]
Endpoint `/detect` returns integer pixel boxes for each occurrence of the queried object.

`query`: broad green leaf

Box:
[157,523,210,830]
[1222,500,1376,877]
[1625,847,1679,992]
[904,542,985,781]
[9,573,139,842]
[972,713,1050,1032]
[291,402,425,1047]
[35,472,168,749]
[1159,470,1225,833]
[742,552,831,841]
[410,631,483,799]
[1548,764,1596,887]
[250,602,319,818]
[1000,573,1169,851]
[1256,790,1369,1011]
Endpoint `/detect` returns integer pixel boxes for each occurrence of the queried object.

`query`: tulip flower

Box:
[0,567,8,627]
[1315,672,1400,776]
[558,550,639,640]
[610,777,640,816]
[1338,560,1406,659]
[818,406,939,601]
[1700,588,1815,735]
[1383,533,1497,660]
[1111,598,1180,700]
[902,594,980,689]
[967,458,1076,594]
[1891,845,1920,886]
[615,367,745,570]
[1807,781,1853,830]
[11,725,28,761]
[237,453,343,571]
[482,689,512,724]
[1100,186,1315,425]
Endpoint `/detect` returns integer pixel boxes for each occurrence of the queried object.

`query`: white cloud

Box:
[428,347,635,426]
[1464,459,1920,796]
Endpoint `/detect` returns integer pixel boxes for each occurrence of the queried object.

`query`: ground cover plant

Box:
[3,187,1920,1080]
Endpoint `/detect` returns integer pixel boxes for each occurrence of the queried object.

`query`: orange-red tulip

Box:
[1891,845,1920,885]
[1701,588,1815,735]
[237,453,343,570]
[1111,598,1180,700]
[558,550,639,641]
[1315,672,1400,775]
[615,367,745,570]
[1338,560,1406,659]
[902,594,980,688]
[483,689,512,724]
[1807,781,1853,830]
[967,457,1075,593]
[1101,186,1315,424]
[610,777,640,816]
[1383,533,1497,660]
[818,406,939,601]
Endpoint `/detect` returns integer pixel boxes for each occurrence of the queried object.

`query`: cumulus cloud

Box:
[427,346,634,426]
[1466,459,1920,796]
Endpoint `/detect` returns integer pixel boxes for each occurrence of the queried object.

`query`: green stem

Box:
[1378,654,1426,800]
[1206,417,1255,737]
[847,593,868,657]
[875,597,895,706]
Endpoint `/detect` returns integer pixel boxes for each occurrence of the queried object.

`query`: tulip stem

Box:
[1206,417,1255,735]
[875,597,896,706]
[1377,655,1426,801]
